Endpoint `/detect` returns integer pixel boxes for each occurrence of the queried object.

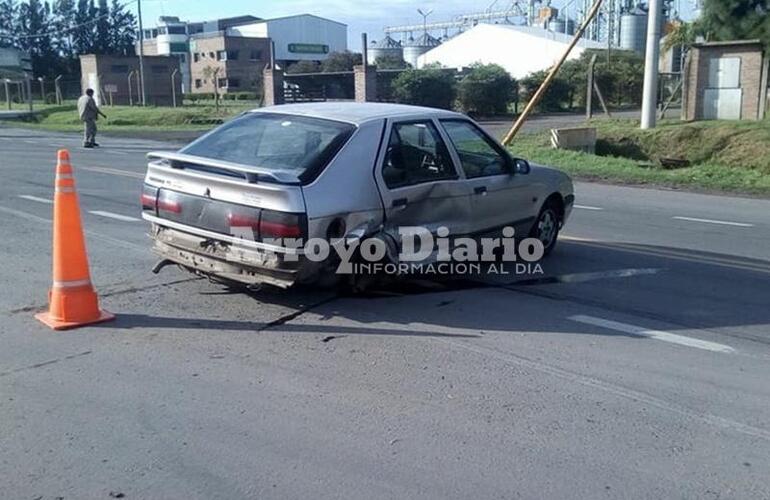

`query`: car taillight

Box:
[141,185,158,214]
[156,192,182,214]
[227,213,260,229]
[259,210,305,239]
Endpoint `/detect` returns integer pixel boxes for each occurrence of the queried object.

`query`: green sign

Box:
[288,43,329,54]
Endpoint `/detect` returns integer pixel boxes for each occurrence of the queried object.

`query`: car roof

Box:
[250,102,466,125]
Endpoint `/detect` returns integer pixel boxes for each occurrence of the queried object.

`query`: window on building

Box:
[111,65,129,74]
[217,50,227,61]
[167,26,186,35]
[249,49,262,61]
[227,50,239,61]
[193,53,200,63]
[151,65,168,74]
[209,52,215,59]
[195,79,202,89]
[178,53,186,63]
[217,77,228,88]
[169,42,189,53]
[158,26,168,35]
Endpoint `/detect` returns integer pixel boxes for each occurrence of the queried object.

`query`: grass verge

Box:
[508,118,770,196]
[3,103,253,132]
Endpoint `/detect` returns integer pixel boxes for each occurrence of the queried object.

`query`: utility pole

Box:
[137,0,147,106]
[641,0,663,129]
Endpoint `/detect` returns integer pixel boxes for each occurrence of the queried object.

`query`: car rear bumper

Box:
[148,222,313,288]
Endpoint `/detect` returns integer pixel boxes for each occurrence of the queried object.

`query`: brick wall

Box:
[684,42,765,121]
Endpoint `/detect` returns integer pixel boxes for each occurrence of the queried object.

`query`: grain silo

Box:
[404,33,441,68]
[620,9,648,54]
[369,35,403,64]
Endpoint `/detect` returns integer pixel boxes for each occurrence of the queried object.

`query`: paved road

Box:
[1,127,769,499]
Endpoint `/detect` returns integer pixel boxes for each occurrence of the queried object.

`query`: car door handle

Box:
[392,197,408,208]
[474,186,488,195]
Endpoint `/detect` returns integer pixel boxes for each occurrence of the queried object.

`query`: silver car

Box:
[141,103,574,288]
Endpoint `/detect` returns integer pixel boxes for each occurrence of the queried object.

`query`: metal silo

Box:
[369,35,403,64]
[620,10,648,54]
[403,33,441,68]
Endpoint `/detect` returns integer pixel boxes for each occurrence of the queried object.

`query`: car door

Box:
[439,119,538,236]
[374,119,472,257]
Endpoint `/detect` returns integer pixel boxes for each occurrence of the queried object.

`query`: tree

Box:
[93,0,110,53]
[16,0,60,77]
[375,54,409,70]
[321,50,362,72]
[286,60,320,74]
[700,0,769,49]
[457,63,516,115]
[108,0,135,55]
[72,0,96,55]
[0,0,18,48]
[391,66,456,109]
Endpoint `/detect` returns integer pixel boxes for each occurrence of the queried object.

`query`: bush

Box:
[391,67,456,109]
[457,63,516,115]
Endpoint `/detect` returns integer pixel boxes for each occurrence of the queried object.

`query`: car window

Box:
[181,113,355,180]
[441,120,509,178]
[382,121,457,189]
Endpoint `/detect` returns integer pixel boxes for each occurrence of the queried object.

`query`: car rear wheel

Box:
[530,199,561,256]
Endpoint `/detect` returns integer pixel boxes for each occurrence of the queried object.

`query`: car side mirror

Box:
[512,158,531,175]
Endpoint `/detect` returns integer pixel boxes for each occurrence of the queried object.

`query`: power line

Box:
[0,0,138,40]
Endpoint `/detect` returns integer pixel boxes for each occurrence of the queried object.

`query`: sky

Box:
[138,0,698,50]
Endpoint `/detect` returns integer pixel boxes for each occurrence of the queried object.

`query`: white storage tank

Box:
[404,33,441,68]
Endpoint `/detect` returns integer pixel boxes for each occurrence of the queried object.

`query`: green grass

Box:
[5,103,253,132]
[508,118,770,196]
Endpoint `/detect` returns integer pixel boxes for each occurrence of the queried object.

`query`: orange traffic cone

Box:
[35,149,115,330]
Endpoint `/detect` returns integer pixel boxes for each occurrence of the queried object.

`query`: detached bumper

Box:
[150,223,308,288]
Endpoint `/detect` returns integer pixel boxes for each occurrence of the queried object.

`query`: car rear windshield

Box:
[180,112,356,182]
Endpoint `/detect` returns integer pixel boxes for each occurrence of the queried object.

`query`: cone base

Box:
[35,309,115,331]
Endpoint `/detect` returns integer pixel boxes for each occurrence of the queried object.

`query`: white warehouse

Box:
[417,23,605,79]
[229,14,347,64]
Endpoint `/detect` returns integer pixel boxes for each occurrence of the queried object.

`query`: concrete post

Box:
[38,77,45,103]
[640,0,662,129]
[3,80,10,110]
[354,65,377,103]
[54,75,63,104]
[25,77,33,112]
[263,67,284,106]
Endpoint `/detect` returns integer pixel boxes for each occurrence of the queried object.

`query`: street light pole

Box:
[137,0,147,106]
[641,0,663,129]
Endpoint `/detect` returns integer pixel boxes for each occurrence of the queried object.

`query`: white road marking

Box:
[80,166,144,179]
[574,204,603,211]
[672,216,753,228]
[0,205,145,251]
[18,195,53,204]
[89,210,140,222]
[568,314,735,354]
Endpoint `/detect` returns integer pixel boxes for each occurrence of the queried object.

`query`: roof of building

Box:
[251,102,463,125]
[417,23,604,79]
[692,39,764,49]
[256,13,347,27]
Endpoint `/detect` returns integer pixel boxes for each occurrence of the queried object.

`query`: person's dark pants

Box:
[83,119,97,146]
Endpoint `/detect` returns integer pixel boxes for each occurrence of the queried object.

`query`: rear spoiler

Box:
[146,151,301,185]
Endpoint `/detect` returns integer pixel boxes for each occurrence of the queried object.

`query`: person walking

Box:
[77,89,107,148]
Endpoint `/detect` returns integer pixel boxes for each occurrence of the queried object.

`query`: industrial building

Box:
[379,0,687,71]
[228,14,348,65]
[0,47,31,79]
[139,14,346,95]
[416,24,604,79]
[79,54,181,106]
[189,32,271,94]
[139,16,261,93]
